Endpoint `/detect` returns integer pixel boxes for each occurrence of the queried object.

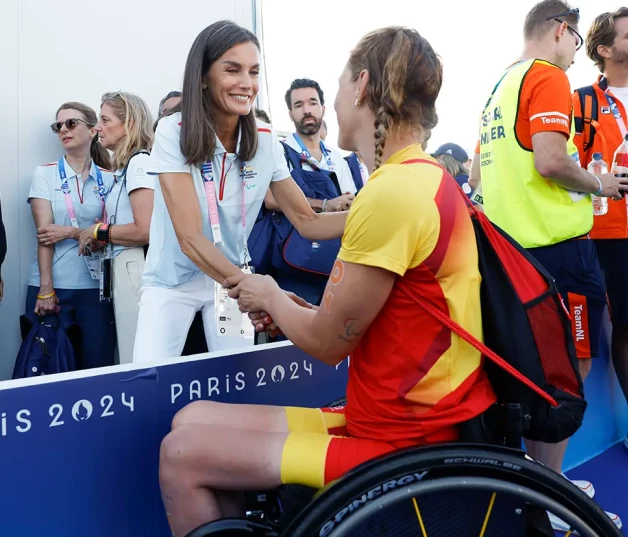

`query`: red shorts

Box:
[280,406,418,489]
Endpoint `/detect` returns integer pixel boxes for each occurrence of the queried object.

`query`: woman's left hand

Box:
[36,224,72,246]
[224,273,282,313]
[78,225,99,254]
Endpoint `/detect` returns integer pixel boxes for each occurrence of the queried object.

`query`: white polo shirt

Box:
[28,158,115,289]
[284,133,357,195]
[144,113,289,288]
[107,152,154,255]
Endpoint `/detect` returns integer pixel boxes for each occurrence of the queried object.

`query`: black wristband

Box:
[97,225,109,243]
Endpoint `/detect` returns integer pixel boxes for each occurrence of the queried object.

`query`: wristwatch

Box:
[97,224,109,243]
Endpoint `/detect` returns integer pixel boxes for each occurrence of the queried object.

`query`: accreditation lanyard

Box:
[58,157,105,227]
[602,90,628,139]
[200,156,249,265]
[293,133,334,171]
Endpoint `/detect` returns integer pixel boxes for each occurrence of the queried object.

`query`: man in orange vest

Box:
[573,7,628,451]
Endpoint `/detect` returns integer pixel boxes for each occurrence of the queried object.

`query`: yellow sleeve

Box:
[337,172,439,276]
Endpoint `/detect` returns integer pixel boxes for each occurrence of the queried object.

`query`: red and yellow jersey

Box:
[573,77,628,239]
[337,144,496,445]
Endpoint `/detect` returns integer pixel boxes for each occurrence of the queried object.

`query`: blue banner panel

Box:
[0,344,348,537]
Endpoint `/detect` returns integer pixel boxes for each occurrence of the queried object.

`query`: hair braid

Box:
[373,107,392,170]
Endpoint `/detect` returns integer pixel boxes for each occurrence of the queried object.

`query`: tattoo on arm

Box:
[323,260,345,313]
[338,317,363,343]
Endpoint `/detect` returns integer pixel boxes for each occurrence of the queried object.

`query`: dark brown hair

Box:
[348,27,442,170]
[586,8,628,71]
[523,0,579,41]
[180,20,260,165]
[56,102,112,170]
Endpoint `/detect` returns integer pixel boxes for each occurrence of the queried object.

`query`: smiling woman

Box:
[132,20,351,363]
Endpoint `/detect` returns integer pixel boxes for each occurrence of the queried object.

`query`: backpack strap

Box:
[400,157,559,407]
[121,150,150,181]
[280,141,304,171]
[344,153,364,193]
[574,86,598,153]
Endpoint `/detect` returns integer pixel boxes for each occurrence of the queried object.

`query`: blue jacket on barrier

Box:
[13,313,77,378]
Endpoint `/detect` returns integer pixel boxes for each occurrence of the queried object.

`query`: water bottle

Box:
[588,153,608,216]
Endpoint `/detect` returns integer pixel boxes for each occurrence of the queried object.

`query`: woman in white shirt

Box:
[133,20,347,362]
[28,102,116,369]
[77,92,154,365]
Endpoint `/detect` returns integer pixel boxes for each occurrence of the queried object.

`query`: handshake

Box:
[223,272,314,338]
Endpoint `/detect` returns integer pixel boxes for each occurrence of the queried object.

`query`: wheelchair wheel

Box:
[281,443,621,537]
[185,518,278,537]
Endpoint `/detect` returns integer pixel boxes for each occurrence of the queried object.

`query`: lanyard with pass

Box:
[58,157,105,279]
[603,91,628,139]
[293,133,334,171]
[200,158,254,339]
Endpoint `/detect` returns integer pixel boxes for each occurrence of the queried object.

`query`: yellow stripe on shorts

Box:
[284,406,347,434]
[280,431,333,488]
[284,407,328,434]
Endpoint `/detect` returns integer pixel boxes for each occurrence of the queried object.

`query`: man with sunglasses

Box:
[470,0,624,531]
[573,8,628,456]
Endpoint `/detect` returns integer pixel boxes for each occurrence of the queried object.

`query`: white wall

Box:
[0,0,259,380]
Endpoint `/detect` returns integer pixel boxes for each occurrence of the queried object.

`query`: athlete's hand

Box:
[248,292,315,335]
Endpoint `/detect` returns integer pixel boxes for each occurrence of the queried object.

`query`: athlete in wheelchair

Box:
[158,27,621,537]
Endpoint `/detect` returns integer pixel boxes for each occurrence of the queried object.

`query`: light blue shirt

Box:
[106,152,154,255]
[28,158,115,289]
[144,114,289,288]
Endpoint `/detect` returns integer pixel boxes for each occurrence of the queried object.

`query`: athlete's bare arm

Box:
[225,259,394,365]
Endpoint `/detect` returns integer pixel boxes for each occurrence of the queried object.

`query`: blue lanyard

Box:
[602,90,628,138]
[58,157,105,199]
[293,133,334,170]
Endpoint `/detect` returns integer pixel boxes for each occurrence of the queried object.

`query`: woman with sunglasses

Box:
[76,92,154,365]
[133,20,347,362]
[26,102,116,370]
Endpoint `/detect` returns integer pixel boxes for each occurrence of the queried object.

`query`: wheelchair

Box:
[184,400,622,537]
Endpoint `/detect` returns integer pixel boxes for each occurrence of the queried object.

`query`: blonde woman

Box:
[78,92,154,364]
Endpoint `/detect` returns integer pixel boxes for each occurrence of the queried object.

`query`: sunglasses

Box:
[545,8,584,51]
[50,118,89,134]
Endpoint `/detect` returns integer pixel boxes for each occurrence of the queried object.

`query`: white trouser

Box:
[112,247,145,365]
[132,272,253,362]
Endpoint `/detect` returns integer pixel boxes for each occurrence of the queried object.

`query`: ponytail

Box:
[91,135,112,170]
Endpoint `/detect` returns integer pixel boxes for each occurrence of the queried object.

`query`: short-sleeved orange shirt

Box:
[475,59,573,155]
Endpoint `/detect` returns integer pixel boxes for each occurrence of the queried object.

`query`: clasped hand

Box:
[223,273,312,336]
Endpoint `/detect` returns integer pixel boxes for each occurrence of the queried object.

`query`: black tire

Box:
[185,518,278,537]
[281,443,621,537]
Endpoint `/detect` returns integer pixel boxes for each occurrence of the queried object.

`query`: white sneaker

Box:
[562,475,595,499]
[549,510,622,533]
